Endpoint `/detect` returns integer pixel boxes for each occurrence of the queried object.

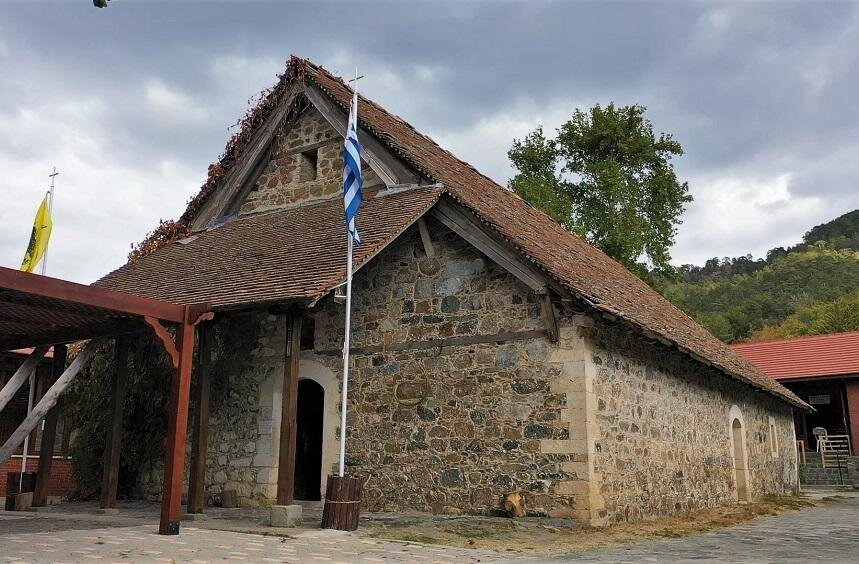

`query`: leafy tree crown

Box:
[508,103,691,276]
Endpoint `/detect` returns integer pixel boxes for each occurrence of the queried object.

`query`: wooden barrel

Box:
[321,475,363,531]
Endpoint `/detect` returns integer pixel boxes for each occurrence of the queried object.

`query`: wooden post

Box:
[186,322,212,514]
[159,310,196,535]
[33,344,67,507]
[276,312,302,505]
[101,337,129,510]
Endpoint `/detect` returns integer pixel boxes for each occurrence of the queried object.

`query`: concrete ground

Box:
[2,494,859,562]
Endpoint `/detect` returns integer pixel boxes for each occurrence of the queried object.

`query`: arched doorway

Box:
[731,417,750,502]
[294,379,324,500]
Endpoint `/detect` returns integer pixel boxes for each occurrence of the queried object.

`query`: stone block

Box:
[549,347,581,364]
[540,439,575,454]
[562,461,591,477]
[14,492,33,511]
[220,489,239,508]
[556,480,590,496]
[270,504,302,527]
[181,512,208,521]
[253,453,273,468]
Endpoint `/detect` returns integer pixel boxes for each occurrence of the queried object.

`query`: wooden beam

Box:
[313,328,547,356]
[222,136,277,218]
[417,217,435,258]
[33,344,67,507]
[187,321,212,514]
[0,266,186,323]
[0,301,104,326]
[0,340,98,466]
[191,92,298,230]
[430,200,553,293]
[159,309,196,535]
[0,319,147,351]
[276,312,302,505]
[0,345,49,411]
[101,337,130,510]
[144,316,180,369]
[304,85,419,186]
[542,292,559,343]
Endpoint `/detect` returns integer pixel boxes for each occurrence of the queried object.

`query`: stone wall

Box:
[139,313,285,506]
[307,219,583,516]
[240,107,381,215]
[585,322,797,523]
[133,213,799,521]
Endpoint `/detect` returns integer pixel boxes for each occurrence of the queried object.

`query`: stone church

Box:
[97,56,808,524]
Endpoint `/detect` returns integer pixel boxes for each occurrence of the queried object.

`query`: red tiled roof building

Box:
[733,332,859,452]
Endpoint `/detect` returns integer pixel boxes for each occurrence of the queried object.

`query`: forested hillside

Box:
[657,210,859,343]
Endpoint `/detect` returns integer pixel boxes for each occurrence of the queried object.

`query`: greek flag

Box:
[343,90,363,244]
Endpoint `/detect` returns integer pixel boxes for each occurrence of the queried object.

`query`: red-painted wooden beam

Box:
[0,266,186,323]
[159,307,196,535]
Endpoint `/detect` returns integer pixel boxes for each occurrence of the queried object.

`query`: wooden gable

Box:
[190,85,421,231]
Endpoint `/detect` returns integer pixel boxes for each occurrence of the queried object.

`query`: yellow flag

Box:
[21,195,53,273]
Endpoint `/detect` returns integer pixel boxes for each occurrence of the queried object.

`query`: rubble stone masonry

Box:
[136,214,797,522]
[586,322,797,523]
[239,107,381,215]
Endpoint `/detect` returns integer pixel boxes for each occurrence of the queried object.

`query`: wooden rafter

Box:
[417,217,435,258]
[304,85,419,186]
[190,90,300,230]
[0,266,185,323]
[430,199,562,294]
[542,293,560,343]
[0,319,146,351]
[144,316,179,369]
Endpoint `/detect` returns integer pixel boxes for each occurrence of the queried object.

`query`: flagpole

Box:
[339,235,352,477]
[338,70,360,478]
[21,166,58,489]
[41,167,58,276]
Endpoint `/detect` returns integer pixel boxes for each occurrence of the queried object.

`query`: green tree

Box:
[508,103,692,275]
[752,292,859,341]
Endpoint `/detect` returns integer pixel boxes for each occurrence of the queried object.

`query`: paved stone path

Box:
[3,497,859,562]
[0,515,494,563]
[551,497,859,562]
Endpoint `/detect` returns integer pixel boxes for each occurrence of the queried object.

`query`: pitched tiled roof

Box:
[294,59,806,409]
[732,332,859,380]
[97,186,443,308]
[98,56,806,409]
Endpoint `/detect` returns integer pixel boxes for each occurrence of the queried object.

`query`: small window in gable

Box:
[297,148,318,181]
[768,416,779,458]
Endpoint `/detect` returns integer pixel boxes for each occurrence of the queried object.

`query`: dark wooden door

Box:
[294,379,324,501]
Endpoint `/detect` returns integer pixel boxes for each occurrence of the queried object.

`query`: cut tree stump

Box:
[321,475,362,531]
[504,491,526,517]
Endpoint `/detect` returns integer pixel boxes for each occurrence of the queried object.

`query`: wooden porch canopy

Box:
[0,265,211,535]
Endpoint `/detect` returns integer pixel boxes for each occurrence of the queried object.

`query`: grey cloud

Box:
[0,1,858,282]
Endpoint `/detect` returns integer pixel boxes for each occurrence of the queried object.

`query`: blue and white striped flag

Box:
[343,90,363,244]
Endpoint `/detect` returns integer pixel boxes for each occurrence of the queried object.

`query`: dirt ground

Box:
[366,495,820,557]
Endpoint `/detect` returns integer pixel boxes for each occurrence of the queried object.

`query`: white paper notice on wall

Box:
[258,406,273,434]
[808,394,830,405]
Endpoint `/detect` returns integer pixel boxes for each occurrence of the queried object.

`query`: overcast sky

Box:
[1,1,857,283]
